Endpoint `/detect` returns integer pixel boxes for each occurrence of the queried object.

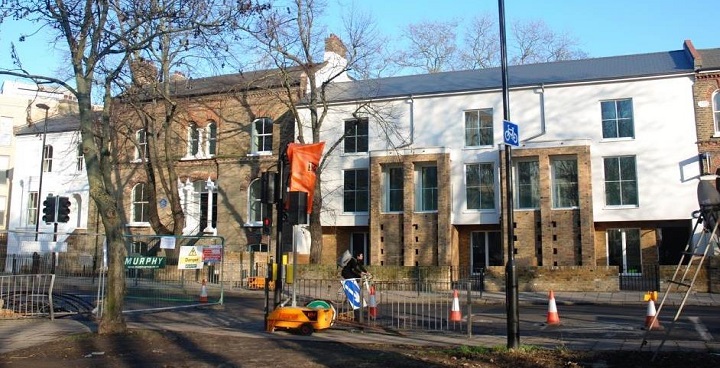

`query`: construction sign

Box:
[287,142,325,214]
[177,245,203,269]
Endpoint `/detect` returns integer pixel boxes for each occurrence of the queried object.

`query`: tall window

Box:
[76,143,84,171]
[135,129,148,161]
[607,228,641,274]
[132,183,150,223]
[465,109,493,146]
[604,156,638,206]
[466,163,495,210]
[343,169,369,213]
[551,158,578,208]
[199,189,218,230]
[42,145,53,172]
[417,165,438,212]
[471,231,503,273]
[251,117,273,153]
[27,191,39,226]
[207,122,217,156]
[248,179,265,224]
[713,91,720,134]
[344,117,368,153]
[601,98,634,139]
[350,232,370,265]
[515,160,540,209]
[188,122,200,156]
[384,167,404,212]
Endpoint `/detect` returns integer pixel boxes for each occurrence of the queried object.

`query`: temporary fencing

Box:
[281,278,478,333]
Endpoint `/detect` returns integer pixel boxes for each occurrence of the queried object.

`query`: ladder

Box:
[640,205,719,359]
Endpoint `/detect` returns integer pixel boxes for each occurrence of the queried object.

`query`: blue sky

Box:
[1,0,718,87]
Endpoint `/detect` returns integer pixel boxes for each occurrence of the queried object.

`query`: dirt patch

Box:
[1,329,719,367]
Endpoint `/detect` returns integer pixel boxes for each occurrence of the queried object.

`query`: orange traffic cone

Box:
[644,299,662,330]
[546,290,560,325]
[449,289,462,322]
[199,279,208,303]
[368,285,378,318]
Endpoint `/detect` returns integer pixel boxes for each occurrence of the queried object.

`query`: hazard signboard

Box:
[178,246,203,269]
[203,245,222,263]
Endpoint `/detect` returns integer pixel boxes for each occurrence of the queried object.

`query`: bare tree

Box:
[0,0,263,334]
[458,14,500,69]
[511,19,587,65]
[396,15,588,72]
[241,0,402,263]
[391,20,459,74]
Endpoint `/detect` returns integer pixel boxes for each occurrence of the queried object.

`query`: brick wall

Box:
[482,265,620,292]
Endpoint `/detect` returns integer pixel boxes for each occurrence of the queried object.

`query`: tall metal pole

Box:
[273,149,287,308]
[498,0,520,349]
[34,103,50,241]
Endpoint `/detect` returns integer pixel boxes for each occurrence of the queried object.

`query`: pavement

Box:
[1,289,720,355]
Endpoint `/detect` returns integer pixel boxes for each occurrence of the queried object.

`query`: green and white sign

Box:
[125,256,167,269]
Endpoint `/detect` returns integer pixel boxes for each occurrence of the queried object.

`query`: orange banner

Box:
[287,142,325,213]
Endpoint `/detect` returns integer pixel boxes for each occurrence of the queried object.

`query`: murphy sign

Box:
[124,256,167,269]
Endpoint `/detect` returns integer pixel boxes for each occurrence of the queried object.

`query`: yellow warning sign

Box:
[178,245,203,270]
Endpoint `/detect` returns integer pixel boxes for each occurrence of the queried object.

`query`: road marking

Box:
[688,316,713,341]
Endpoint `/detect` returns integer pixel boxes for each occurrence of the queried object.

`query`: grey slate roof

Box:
[699,48,720,71]
[322,49,705,103]
[15,114,80,136]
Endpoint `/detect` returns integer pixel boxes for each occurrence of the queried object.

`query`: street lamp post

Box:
[34,103,50,241]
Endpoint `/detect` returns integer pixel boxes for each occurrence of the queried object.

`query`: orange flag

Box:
[286,142,325,213]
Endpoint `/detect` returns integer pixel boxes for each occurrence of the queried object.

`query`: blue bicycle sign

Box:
[503,120,519,146]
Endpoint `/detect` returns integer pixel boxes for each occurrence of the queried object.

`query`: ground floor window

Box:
[607,228,641,274]
[471,231,502,274]
[350,232,370,265]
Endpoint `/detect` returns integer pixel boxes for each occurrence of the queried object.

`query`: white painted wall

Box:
[299,74,699,227]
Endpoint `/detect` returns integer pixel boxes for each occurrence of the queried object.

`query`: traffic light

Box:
[57,196,71,223]
[262,217,272,235]
[41,195,56,223]
[260,171,277,204]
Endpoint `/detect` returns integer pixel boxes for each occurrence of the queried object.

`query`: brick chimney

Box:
[325,34,347,60]
[129,58,158,86]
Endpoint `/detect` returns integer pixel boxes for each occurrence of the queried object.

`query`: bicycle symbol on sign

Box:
[503,120,519,146]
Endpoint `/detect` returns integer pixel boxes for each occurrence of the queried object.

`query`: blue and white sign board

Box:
[503,120,519,146]
[341,279,364,310]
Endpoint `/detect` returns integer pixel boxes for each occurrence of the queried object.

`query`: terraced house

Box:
[298,40,720,290]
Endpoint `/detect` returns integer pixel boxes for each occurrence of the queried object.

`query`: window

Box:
[251,117,273,154]
[417,165,438,212]
[466,163,495,210]
[515,160,539,209]
[344,117,368,153]
[248,179,266,224]
[384,167,404,212]
[343,169,369,212]
[188,122,200,156]
[135,129,148,161]
[350,232,370,265]
[42,145,53,172]
[713,91,720,134]
[207,122,217,156]
[27,191,38,226]
[132,183,150,223]
[471,231,503,273]
[607,228,641,274]
[76,143,84,171]
[604,156,638,206]
[551,158,578,208]
[465,109,493,146]
[601,98,634,139]
[199,188,218,231]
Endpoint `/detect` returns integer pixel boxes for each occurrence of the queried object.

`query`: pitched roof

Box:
[15,114,81,136]
[698,48,720,71]
[164,66,308,98]
[322,49,700,103]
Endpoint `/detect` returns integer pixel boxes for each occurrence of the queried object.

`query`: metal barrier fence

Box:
[0,274,56,319]
[283,278,479,333]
